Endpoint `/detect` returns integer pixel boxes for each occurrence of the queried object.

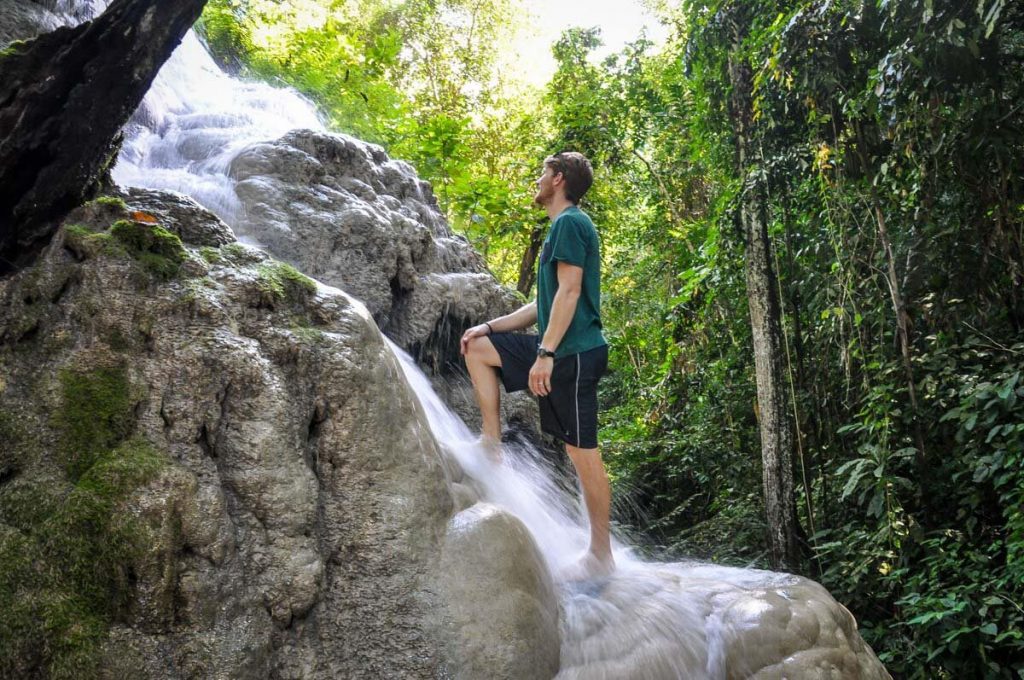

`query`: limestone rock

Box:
[0,189,550,678]
[556,563,890,680]
[227,129,520,373]
[438,503,561,680]
[121,187,236,247]
[0,0,62,45]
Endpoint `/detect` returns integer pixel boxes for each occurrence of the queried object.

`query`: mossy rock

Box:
[88,196,128,212]
[0,40,28,60]
[0,409,28,483]
[64,224,122,260]
[62,219,187,280]
[0,439,166,680]
[289,321,326,344]
[199,245,223,265]
[54,364,139,482]
[109,220,187,280]
[255,261,317,307]
[220,242,266,265]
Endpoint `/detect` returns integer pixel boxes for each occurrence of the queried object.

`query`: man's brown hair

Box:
[544,151,594,204]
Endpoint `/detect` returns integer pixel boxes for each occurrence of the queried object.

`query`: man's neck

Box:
[545,197,575,221]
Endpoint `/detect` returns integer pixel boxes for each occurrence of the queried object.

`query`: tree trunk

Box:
[0,0,209,274]
[870,198,927,468]
[729,50,801,572]
[516,221,546,297]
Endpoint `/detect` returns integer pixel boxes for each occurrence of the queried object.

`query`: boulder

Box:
[437,503,561,679]
[556,563,889,680]
[227,129,521,375]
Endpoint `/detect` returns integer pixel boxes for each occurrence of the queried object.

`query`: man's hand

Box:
[529,356,554,396]
[460,324,490,355]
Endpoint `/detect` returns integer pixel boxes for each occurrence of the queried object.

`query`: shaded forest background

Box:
[198,0,1023,675]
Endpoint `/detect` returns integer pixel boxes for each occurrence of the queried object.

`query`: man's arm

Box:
[538,262,582,354]
[490,300,539,332]
[529,261,582,396]
[459,301,537,354]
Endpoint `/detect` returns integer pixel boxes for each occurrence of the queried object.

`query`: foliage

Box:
[470,0,1023,673]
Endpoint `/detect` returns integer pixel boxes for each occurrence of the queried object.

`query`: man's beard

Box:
[533,186,552,207]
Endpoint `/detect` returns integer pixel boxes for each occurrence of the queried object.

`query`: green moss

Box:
[0,439,165,680]
[109,220,186,280]
[199,246,223,264]
[0,39,27,60]
[256,261,317,306]
[88,195,128,211]
[0,410,26,480]
[277,262,317,294]
[105,327,132,352]
[64,220,188,280]
[221,242,264,265]
[0,409,19,444]
[289,322,325,344]
[63,224,122,259]
[55,365,137,482]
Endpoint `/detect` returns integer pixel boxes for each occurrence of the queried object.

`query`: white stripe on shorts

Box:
[575,353,581,446]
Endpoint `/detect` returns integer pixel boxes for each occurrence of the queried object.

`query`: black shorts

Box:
[488,333,608,449]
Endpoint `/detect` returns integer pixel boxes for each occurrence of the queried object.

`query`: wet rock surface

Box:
[0,191,549,678]
[227,129,520,374]
[0,0,62,44]
[438,503,561,680]
[557,563,889,680]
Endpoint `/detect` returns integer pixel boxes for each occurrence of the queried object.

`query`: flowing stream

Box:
[388,339,801,678]
[43,5,872,678]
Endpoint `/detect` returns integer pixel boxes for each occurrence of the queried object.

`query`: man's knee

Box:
[466,335,501,367]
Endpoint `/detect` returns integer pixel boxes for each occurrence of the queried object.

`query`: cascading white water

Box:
[112,30,324,224]
[387,340,804,678]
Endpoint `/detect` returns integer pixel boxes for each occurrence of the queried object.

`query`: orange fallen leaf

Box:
[131,211,159,224]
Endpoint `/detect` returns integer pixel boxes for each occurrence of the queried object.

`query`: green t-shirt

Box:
[537,206,606,358]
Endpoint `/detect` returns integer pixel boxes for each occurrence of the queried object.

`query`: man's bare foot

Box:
[475,435,503,463]
[555,551,615,583]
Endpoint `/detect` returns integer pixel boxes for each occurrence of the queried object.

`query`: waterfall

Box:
[50,0,325,227]
[111,31,324,226]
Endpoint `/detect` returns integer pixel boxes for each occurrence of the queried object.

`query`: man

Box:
[459,151,613,578]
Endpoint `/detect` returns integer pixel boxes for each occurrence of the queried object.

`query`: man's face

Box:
[533,165,558,207]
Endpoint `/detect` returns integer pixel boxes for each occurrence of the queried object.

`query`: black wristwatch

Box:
[537,346,556,359]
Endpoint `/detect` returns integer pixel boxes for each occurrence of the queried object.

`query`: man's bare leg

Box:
[464,336,503,457]
[565,444,615,572]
